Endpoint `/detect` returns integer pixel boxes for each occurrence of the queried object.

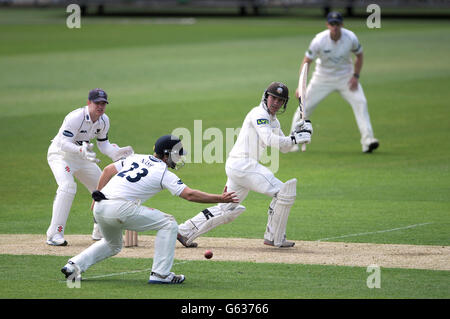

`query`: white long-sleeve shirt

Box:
[48,105,119,160]
[306,27,363,77]
[227,102,293,163]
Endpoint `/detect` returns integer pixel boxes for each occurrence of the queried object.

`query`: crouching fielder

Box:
[61,135,238,284]
[178,82,312,248]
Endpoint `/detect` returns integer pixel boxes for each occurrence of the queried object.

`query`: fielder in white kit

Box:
[46,88,133,246]
[61,135,238,284]
[177,82,312,248]
[291,11,379,153]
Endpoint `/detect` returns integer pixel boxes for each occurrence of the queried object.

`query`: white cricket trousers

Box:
[47,152,101,240]
[178,157,284,239]
[291,73,375,146]
[70,199,178,277]
[197,158,283,214]
[225,158,285,242]
[224,157,284,203]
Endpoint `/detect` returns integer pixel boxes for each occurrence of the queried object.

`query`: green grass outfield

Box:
[1,254,449,299]
[0,8,449,301]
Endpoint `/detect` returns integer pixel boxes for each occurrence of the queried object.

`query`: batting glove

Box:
[291,131,311,145]
[80,142,99,163]
[293,120,313,135]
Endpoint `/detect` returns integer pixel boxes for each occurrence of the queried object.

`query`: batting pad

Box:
[269,178,297,247]
[184,205,246,246]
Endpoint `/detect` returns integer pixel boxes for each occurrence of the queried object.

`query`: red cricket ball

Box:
[204,250,213,259]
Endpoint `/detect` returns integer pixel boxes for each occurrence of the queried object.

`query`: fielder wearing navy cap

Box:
[88,88,109,104]
[327,11,343,24]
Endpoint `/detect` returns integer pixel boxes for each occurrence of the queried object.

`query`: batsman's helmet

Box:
[153,135,187,169]
[263,82,289,114]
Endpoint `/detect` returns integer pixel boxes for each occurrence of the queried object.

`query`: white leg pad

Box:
[179,205,246,246]
[265,178,297,247]
[47,181,77,239]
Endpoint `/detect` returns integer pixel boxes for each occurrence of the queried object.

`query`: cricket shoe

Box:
[61,261,82,281]
[46,234,68,246]
[177,233,198,248]
[92,222,103,241]
[264,239,295,248]
[362,139,379,153]
[148,272,185,284]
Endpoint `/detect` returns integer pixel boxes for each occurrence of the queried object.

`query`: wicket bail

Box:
[124,230,138,247]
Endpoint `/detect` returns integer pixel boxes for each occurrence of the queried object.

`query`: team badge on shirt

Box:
[63,130,74,137]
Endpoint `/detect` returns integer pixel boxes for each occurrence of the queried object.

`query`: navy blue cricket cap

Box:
[327,11,343,24]
[88,88,109,104]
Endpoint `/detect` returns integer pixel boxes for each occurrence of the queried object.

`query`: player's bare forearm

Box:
[303,56,314,64]
[91,164,118,210]
[97,163,118,190]
[354,53,363,76]
[300,57,313,74]
[180,187,220,203]
[349,53,363,91]
[180,186,239,204]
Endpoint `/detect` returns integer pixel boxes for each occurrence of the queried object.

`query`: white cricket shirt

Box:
[49,105,110,155]
[227,102,293,162]
[305,27,363,77]
[101,154,187,202]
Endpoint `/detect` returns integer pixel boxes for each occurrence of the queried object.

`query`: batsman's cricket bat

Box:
[298,62,309,152]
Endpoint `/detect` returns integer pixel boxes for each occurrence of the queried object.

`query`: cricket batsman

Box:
[177,82,312,248]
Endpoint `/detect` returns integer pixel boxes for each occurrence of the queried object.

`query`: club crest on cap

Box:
[327,11,343,23]
[277,87,283,94]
